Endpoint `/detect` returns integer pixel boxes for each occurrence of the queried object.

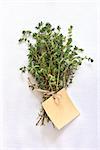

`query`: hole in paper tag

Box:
[52,93,62,105]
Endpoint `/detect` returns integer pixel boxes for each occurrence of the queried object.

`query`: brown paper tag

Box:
[42,88,80,129]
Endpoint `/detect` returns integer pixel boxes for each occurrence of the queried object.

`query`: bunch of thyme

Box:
[19,21,93,125]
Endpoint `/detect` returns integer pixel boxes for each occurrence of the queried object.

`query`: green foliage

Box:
[19,21,93,125]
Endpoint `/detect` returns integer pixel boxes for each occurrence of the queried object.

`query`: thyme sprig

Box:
[19,22,93,125]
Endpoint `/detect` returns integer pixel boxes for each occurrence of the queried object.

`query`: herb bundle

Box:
[19,22,93,126]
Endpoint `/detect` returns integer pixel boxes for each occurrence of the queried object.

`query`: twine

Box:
[28,77,62,105]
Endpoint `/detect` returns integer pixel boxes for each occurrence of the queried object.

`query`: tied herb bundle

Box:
[19,22,93,126]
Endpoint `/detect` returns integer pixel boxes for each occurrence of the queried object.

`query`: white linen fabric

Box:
[0,1,99,150]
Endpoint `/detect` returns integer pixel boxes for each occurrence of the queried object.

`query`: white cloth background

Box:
[0,1,99,150]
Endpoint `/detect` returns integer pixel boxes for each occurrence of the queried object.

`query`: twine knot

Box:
[28,77,62,105]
